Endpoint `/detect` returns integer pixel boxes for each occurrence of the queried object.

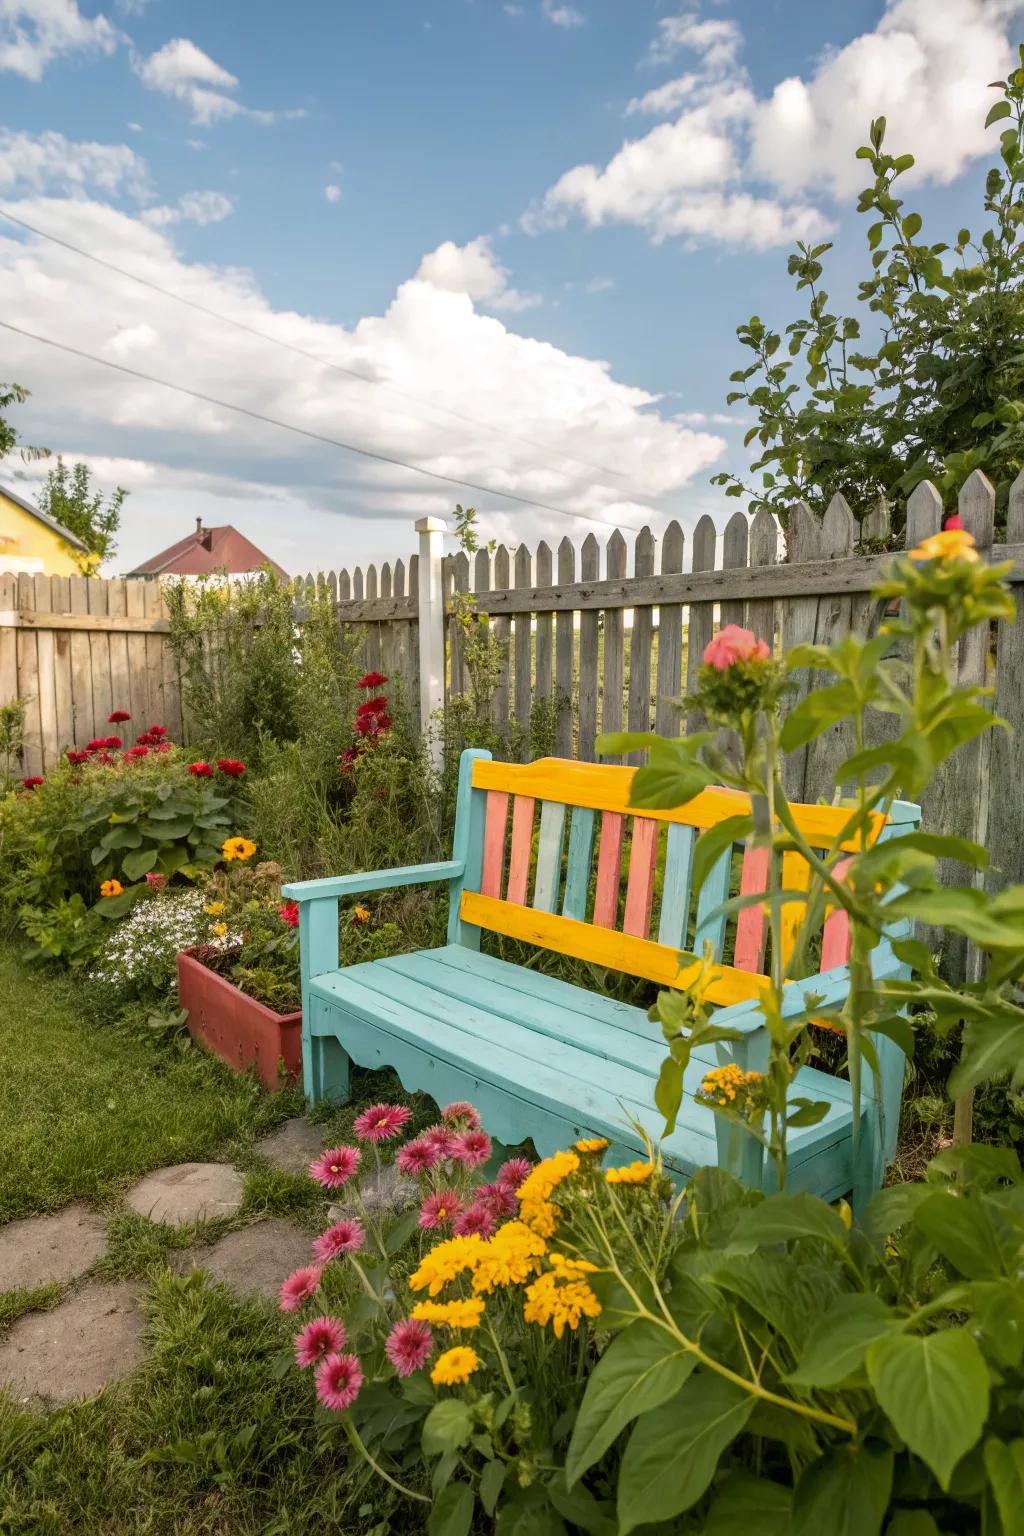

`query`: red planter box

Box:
[177,948,301,1092]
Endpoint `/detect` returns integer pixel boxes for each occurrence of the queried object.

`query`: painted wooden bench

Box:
[282,749,918,1202]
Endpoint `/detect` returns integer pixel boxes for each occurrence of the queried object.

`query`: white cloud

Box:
[503,3,524,14]
[134,36,286,125]
[142,189,235,227]
[324,183,342,204]
[416,235,543,312]
[0,0,119,81]
[626,74,700,118]
[646,13,741,70]
[541,0,583,29]
[585,276,614,293]
[0,127,149,197]
[0,196,725,571]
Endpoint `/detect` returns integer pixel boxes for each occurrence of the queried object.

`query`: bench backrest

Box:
[449,750,919,1007]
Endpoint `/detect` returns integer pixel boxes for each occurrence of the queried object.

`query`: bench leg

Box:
[304,1033,350,1106]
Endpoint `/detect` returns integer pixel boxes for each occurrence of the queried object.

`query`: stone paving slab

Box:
[255,1119,324,1177]
[0,1282,145,1405]
[178,1218,314,1303]
[126,1162,245,1226]
[0,1204,107,1293]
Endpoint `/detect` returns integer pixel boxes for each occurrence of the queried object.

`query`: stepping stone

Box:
[0,1281,144,1405]
[126,1162,244,1226]
[179,1218,314,1303]
[0,1203,107,1292]
[256,1119,323,1177]
[330,1161,415,1222]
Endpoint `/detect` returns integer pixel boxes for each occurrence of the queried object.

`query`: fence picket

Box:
[602,529,627,760]
[626,526,655,763]
[514,544,533,751]
[655,520,684,737]
[577,533,600,761]
[492,546,511,730]
[802,493,857,801]
[781,503,827,800]
[990,469,1024,891]
[746,507,778,649]
[685,515,716,732]
[535,541,553,708]
[555,538,575,755]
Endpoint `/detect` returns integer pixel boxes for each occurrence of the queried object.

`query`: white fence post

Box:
[416,515,446,766]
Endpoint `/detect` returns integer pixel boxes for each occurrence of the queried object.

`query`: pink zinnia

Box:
[396,1137,440,1174]
[352,1103,412,1143]
[703,624,771,672]
[423,1124,457,1157]
[313,1218,366,1262]
[309,1145,361,1189]
[453,1202,496,1238]
[477,1181,518,1219]
[145,872,168,890]
[293,1316,346,1367]
[440,1101,481,1129]
[418,1190,462,1230]
[278,1264,322,1312]
[315,1351,363,1412]
[497,1157,532,1191]
[451,1129,492,1170]
[385,1318,433,1378]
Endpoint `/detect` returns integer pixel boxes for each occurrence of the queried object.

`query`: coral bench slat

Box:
[283,749,919,1203]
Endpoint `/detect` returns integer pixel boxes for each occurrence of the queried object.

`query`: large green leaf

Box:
[546,1476,616,1536]
[951,1017,1024,1097]
[122,847,159,882]
[731,1191,848,1252]
[779,682,857,751]
[912,1191,1008,1279]
[565,1321,695,1487]
[983,1438,1024,1536]
[711,1251,842,1351]
[421,1400,473,1457]
[884,1513,941,1536]
[701,1472,791,1535]
[691,814,753,902]
[428,1482,474,1536]
[790,1445,893,1536]
[866,1329,989,1490]
[616,1374,754,1534]
[139,816,195,840]
[787,1293,903,1388]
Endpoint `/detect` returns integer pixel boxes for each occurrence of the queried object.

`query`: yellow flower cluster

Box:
[411,1298,485,1330]
[408,1234,485,1297]
[574,1137,609,1154]
[523,1253,601,1338]
[699,1063,764,1107]
[222,836,257,863]
[431,1346,480,1386]
[204,901,225,916]
[605,1160,654,1186]
[516,1150,579,1237]
[210,921,228,938]
[471,1220,547,1294]
[909,528,979,564]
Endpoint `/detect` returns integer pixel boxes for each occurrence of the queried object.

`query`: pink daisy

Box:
[293,1316,346,1368]
[453,1202,496,1238]
[418,1190,463,1230]
[352,1103,413,1143]
[309,1146,361,1190]
[279,1264,322,1312]
[440,1101,481,1129]
[315,1351,364,1412]
[423,1124,457,1158]
[451,1129,492,1170]
[396,1137,440,1174]
[385,1318,433,1377]
[312,1218,366,1263]
[497,1157,533,1191]
[477,1181,518,1219]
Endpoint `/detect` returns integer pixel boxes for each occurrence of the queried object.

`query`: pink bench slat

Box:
[820,856,853,970]
[623,817,659,939]
[481,791,510,899]
[506,795,536,906]
[734,844,770,973]
[593,811,625,928]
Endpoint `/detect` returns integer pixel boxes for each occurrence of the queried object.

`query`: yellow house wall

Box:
[0,494,82,577]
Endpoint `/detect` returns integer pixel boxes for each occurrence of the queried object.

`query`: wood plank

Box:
[601,529,627,759]
[820,857,853,971]
[780,850,812,974]
[577,533,600,761]
[562,805,596,921]
[407,553,421,732]
[513,544,532,750]
[460,891,768,1006]
[506,794,535,905]
[533,799,567,912]
[124,578,148,725]
[481,791,509,899]
[781,503,827,801]
[159,585,183,743]
[718,513,748,766]
[693,844,732,961]
[448,550,469,698]
[16,573,42,775]
[654,520,684,737]
[658,821,694,948]
[555,537,575,756]
[142,580,166,734]
[4,610,171,632]
[87,576,112,733]
[535,541,553,707]
[802,494,859,802]
[491,545,511,731]
[734,844,770,974]
[67,575,94,745]
[684,515,716,731]
[746,507,778,650]
[626,525,655,762]
[106,577,131,731]
[33,573,59,769]
[623,815,658,939]
[0,573,19,771]
[593,810,624,927]
[989,469,1024,890]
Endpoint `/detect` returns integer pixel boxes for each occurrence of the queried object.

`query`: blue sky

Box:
[0,0,1019,574]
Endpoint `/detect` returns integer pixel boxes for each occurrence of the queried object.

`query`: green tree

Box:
[0,383,49,465]
[37,456,127,570]
[717,55,1024,533]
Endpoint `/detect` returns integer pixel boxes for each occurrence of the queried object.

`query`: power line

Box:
[0,205,632,487]
[0,318,648,531]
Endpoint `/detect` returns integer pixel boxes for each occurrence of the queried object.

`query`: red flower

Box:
[125,744,150,759]
[95,751,115,766]
[145,872,168,889]
[147,724,167,737]
[22,775,44,789]
[86,738,106,752]
[354,710,392,738]
[279,901,300,928]
[357,672,388,690]
[104,736,123,749]
[188,761,213,777]
[353,1103,413,1143]
[136,733,156,746]
[107,710,131,723]
[356,696,389,718]
[154,742,171,753]
[339,746,360,772]
[65,749,90,766]
[217,758,246,777]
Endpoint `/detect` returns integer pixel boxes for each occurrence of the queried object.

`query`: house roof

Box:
[0,479,90,552]
[126,520,288,580]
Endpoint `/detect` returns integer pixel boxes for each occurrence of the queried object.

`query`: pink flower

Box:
[418,1190,463,1230]
[352,1103,412,1143]
[702,624,771,672]
[278,901,299,928]
[312,1219,366,1263]
[154,742,171,753]
[315,1351,363,1412]
[451,1129,492,1170]
[145,872,168,890]
[440,1101,481,1129]
[497,1157,533,1192]
[396,1137,440,1174]
[423,1124,457,1158]
[309,1145,361,1189]
[278,1264,322,1312]
[293,1316,346,1368]
[453,1202,496,1238]
[385,1318,433,1377]
[477,1181,518,1219]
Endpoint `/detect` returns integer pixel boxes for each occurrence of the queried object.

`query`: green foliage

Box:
[716,65,1024,528]
[0,698,26,789]
[0,381,48,463]
[36,456,126,569]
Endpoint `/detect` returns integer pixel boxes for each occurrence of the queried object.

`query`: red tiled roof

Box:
[127,523,288,580]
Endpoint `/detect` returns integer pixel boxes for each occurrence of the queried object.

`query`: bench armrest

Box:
[281,860,464,903]
[710,941,905,1037]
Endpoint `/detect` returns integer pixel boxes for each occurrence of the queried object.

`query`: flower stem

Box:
[344,1417,431,1504]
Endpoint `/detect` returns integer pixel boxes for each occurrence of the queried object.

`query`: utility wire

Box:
[0,205,632,486]
[0,318,647,531]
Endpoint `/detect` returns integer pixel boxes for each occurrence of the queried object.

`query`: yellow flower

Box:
[409,1234,485,1297]
[698,1063,764,1108]
[430,1346,480,1386]
[523,1258,602,1338]
[605,1160,654,1186]
[203,901,225,916]
[909,528,980,564]
[210,921,228,937]
[471,1221,547,1294]
[222,836,257,862]
[411,1298,485,1329]
[352,904,370,925]
[575,1137,609,1155]
[99,879,123,898]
